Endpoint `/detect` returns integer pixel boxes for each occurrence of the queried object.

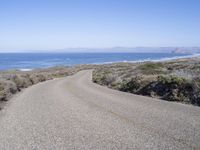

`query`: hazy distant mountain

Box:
[51,47,173,53]
[171,48,192,54]
[171,47,200,54]
[54,47,200,53]
[6,47,200,53]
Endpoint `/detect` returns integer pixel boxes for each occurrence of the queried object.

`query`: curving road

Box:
[0,70,200,150]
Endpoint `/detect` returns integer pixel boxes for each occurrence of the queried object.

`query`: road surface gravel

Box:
[0,70,200,150]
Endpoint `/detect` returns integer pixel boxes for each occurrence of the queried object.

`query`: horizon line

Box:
[0,46,200,52]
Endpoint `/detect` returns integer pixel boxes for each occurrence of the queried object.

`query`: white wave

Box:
[92,54,200,65]
[19,68,32,71]
[151,53,200,62]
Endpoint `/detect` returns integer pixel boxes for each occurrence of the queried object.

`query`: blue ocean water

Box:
[0,53,192,70]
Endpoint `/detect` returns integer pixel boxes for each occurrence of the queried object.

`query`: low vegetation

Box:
[0,65,95,109]
[1,57,200,109]
[93,57,200,106]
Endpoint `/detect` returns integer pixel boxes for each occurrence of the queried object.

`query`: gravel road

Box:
[0,70,200,150]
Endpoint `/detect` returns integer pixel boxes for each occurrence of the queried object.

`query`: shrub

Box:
[190,78,200,105]
[156,75,192,102]
[11,74,33,89]
[158,75,186,87]
[120,76,143,93]
[0,80,18,101]
[0,65,95,103]
[29,74,46,84]
[137,62,165,75]
[92,61,200,106]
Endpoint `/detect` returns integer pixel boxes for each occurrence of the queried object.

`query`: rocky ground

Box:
[93,57,200,106]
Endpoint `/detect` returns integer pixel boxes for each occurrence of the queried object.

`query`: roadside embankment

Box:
[93,57,200,106]
[0,65,95,109]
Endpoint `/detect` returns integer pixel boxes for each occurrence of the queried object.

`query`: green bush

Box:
[158,75,186,86]
[11,74,33,89]
[120,76,143,93]
[137,62,165,75]
[156,75,192,102]
[92,62,200,106]
[0,80,18,101]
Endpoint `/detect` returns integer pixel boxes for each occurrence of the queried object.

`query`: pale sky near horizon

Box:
[0,0,200,52]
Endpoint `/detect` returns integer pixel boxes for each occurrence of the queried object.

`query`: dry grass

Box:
[0,65,96,107]
[93,57,200,106]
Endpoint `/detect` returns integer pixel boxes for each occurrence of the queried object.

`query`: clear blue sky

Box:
[0,0,200,51]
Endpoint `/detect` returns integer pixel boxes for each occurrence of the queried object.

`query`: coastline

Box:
[92,53,200,65]
[1,55,200,110]
[0,52,192,71]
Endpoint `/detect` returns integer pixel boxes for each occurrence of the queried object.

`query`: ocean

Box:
[0,53,194,70]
